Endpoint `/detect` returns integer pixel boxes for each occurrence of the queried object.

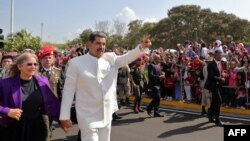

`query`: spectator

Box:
[0,55,14,79]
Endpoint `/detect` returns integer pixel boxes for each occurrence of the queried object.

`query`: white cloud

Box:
[116,6,158,24]
[142,17,158,23]
[54,7,158,43]
[116,6,138,24]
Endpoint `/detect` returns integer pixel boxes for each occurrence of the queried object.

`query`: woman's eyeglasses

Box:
[23,62,39,67]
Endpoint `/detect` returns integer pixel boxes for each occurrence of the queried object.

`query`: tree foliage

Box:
[149,5,250,49]
[4,29,41,52]
[64,5,250,50]
[123,20,143,49]
[79,28,93,45]
[106,34,123,50]
[123,20,156,49]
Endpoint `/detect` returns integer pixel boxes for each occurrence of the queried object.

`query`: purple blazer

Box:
[0,74,60,127]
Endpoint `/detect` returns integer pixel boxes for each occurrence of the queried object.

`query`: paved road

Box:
[52,106,250,141]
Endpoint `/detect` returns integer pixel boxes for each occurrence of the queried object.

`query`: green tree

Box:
[150,5,250,49]
[4,29,41,52]
[123,20,143,49]
[79,28,93,45]
[68,5,250,50]
[106,34,123,50]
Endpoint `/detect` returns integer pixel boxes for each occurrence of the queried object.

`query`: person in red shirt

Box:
[184,70,195,102]
[188,55,205,71]
[164,74,175,100]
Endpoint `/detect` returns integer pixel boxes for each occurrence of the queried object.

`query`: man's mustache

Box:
[97,48,105,52]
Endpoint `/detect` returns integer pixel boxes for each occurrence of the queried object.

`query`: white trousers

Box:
[80,123,112,141]
[184,85,192,101]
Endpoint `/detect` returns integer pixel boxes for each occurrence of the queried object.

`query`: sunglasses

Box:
[23,62,39,67]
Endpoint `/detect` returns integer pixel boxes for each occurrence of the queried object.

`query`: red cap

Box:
[36,45,58,59]
[136,57,143,62]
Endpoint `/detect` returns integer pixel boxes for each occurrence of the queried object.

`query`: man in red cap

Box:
[130,56,147,113]
[38,47,64,141]
[38,47,64,99]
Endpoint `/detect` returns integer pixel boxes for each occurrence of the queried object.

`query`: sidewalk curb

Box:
[130,97,250,116]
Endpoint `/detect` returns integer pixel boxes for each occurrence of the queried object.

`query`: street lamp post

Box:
[10,0,14,37]
[41,22,44,41]
[193,28,198,41]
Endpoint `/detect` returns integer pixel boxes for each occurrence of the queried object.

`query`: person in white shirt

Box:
[200,42,208,59]
[59,31,151,141]
[212,40,223,53]
[221,45,229,59]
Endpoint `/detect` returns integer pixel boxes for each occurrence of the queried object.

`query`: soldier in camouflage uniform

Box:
[37,48,64,141]
[117,65,131,106]
[39,63,64,100]
[130,57,147,113]
[38,50,64,99]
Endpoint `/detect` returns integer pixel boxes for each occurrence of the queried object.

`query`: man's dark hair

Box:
[88,31,106,43]
[214,50,222,54]
[76,47,84,56]
[201,42,206,48]
[1,55,14,63]
[184,40,192,45]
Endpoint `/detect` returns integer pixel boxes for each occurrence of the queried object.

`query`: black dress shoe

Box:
[215,121,224,127]
[146,108,152,117]
[201,110,207,116]
[112,113,122,120]
[154,113,164,117]
[208,118,215,123]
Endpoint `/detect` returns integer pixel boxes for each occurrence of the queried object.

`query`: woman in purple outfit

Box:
[0,53,60,141]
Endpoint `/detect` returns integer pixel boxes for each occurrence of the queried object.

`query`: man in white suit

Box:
[59,31,151,141]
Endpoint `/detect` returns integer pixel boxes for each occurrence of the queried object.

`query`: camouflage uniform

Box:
[117,66,130,106]
[39,66,64,100]
[39,66,64,141]
[131,65,147,113]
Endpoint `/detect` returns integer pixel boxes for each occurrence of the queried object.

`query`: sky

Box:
[0,0,250,43]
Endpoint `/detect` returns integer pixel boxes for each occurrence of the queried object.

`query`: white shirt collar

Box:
[43,67,52,72]
[214,59,221,65]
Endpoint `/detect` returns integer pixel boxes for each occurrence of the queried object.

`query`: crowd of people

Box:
[114,34,249,126]
[0,32,249,141]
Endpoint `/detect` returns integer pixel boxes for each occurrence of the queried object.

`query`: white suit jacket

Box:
[60,45,147,128]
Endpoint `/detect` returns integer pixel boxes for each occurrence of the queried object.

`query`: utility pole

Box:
[41,22,44,41]
[10,0,14,37]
